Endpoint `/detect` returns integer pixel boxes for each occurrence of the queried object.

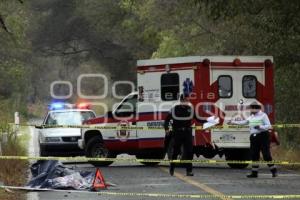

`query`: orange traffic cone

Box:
[92,168,107,191]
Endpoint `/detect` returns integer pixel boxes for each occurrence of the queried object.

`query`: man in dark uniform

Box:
[164,94,217,176]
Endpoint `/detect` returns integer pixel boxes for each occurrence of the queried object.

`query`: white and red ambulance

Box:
[78,56,276,168]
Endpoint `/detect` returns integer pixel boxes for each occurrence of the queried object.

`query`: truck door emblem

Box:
[117,121,130,142]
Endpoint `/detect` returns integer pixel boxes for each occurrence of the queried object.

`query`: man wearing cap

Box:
[164,94,217,176]
[230,102,277,178]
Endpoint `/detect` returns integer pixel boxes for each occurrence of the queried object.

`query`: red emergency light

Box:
[76,102,91,109]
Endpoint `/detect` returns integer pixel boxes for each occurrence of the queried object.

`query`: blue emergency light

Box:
[48,102,65,110]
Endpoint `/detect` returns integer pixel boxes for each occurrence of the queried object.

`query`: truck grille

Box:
[62,137,80,142]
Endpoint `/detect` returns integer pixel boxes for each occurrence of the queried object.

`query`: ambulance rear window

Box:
[243,75,257,98]
[218,75,232,98]
[161,73,179,101]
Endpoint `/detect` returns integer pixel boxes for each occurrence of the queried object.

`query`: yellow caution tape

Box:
[8,123,300,130]
[93,192,300,199]
[0,186,299,199]
[0,156,299,165]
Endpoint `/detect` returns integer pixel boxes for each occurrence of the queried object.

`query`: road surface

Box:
[27,123,300,200]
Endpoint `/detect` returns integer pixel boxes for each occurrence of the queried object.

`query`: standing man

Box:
[164,94,217,176]
[230,102,277,178]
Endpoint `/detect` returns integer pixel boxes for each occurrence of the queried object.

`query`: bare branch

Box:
[0,15,11,34]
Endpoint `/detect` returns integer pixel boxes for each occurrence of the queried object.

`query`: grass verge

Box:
[273,146,300,171]
[0,124,29,200]
[272,128,300,171]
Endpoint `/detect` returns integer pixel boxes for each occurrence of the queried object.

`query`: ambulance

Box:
[78,56,276,168]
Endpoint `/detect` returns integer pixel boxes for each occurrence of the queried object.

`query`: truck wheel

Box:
[225,149,250,169]
[136,150,166,166]
[85,136,115,167]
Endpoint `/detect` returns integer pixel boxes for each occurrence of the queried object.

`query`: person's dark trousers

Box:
[249,131,277,177]
[170,129,193,173]
[164,131,173,152]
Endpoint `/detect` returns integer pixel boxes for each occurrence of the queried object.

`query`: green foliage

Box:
[0,0,30,119]
[0,0,299,144]
[152,31,190,58]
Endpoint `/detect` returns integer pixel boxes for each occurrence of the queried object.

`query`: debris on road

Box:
[26,160,97,190]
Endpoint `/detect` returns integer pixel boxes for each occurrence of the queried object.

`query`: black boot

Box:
[186,171,194,176]
[169,165,174,176]
[247,171,258,178]
[271,168,278,177]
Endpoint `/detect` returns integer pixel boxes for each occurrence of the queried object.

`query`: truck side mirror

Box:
[35,125,43,129]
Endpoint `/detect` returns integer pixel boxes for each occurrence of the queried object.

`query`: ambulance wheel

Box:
[225,149,250,169]
[136,150,165,166]
[86,136,115,167]
[202,151,217,159]
[202,146,217,159]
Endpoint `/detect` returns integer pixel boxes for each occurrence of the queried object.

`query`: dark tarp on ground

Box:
[26,160,94,190]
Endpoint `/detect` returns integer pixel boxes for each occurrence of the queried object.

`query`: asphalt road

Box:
[26,123,300,200]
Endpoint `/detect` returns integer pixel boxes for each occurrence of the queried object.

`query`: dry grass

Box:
[0,124,29,200]
[272,145,300,171]
[271,128,300,171]
[27,100,47,118]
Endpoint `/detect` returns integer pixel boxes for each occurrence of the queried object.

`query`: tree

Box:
[0,0,30,118]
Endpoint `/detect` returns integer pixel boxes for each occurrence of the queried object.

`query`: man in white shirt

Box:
[230,102,277,178]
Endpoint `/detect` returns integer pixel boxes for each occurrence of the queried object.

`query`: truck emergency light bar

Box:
[48,102,91,110]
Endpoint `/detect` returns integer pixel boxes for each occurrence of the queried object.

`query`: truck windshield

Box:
[45,111,95,125]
